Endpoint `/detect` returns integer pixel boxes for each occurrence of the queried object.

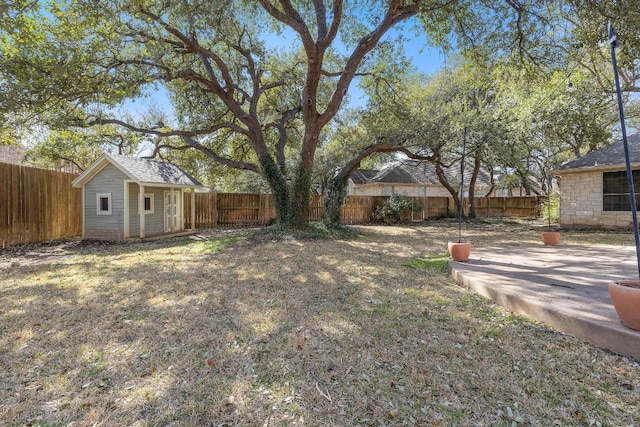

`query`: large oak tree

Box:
[1,0,558,227]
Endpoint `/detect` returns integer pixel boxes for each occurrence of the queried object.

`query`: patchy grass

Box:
[182,236,242,254]
[404,253,450,273]
[257,221,362,241]
[0,221,638,426]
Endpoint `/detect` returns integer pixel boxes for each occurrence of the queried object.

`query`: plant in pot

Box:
[448,128,471,262]
[607,23,640,331]
[541,176,560,246]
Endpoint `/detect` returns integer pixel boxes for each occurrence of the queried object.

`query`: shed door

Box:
[164,190,179,232]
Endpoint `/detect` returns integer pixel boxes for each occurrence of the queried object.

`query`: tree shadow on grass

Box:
[1,225,639,426]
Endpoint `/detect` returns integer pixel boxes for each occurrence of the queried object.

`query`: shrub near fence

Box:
[1,163,82,247]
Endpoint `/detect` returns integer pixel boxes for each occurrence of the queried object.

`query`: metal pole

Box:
[459,127,467,243]
[609,23,640,280]
[547,174,552,231]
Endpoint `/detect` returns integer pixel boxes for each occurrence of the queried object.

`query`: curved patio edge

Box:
[448,246,640,361]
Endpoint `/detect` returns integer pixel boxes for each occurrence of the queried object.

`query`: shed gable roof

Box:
[555,133,640,173]
[72,153,202,188]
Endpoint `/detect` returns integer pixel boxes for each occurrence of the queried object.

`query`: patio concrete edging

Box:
[448,247,640,361]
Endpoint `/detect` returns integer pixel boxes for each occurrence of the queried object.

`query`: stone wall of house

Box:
[559,169,633,229]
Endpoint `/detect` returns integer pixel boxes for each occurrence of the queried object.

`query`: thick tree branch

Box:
[334,137,434,182]
[263,106,303,172]
[258,0,315,49]
[180,135,259,172]
[87,118,250,139]
[320,0,424,128]
[324,1,342,48]
[313,0,328,41]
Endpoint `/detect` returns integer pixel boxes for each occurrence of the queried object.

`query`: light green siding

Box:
[84,163,128,240]
[128,184,166,237]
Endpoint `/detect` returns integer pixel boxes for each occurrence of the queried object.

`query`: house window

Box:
[144,193,154,214]
[96,193,112,215]
[603,171,640,211]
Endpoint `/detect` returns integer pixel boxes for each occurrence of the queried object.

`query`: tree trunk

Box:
[287,159,313,228]
[433,160,462,216]
[259,153,289,224]
[324,175,348,225]
[468,149,483,218]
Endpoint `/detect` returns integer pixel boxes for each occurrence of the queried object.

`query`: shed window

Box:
[144,193,154,214]
[603,171,640,211]
[96,193,112,215]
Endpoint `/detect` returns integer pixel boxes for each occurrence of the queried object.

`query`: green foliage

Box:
[183,237,241,254]
[403,254,450,273]
[372,194,421,224]
[3,0,636,228]
[259,153,288,223]
[564,0,640,94]
[323,175,348,225]
[216,169,271,193]
[541,191,560,226]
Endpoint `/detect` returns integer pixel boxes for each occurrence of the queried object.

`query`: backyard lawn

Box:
[1,220,638,426]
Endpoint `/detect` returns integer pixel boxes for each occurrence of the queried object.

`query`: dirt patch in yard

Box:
[1,220,638,426]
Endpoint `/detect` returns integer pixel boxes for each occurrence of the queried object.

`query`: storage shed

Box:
[72,153,203,240]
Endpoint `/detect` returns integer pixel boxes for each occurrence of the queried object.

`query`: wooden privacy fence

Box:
[468,196,543,218]
[1,161,543,246]
[1,163,82,247]
[183,192,542,227]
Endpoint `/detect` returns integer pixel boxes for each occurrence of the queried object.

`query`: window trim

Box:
[144,193,154,214]
[96,193,112,215]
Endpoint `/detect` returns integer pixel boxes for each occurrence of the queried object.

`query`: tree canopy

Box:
[1,0,638,226]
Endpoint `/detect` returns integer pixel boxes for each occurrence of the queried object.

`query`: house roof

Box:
[72,153,203,188]
[0,145,28,166]
[351,159,491,187]
[349,169,379,184]
[554,133,640,173]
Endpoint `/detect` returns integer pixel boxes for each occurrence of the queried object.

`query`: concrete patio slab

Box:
[449,245,640,360]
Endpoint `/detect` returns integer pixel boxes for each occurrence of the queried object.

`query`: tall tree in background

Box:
[1,0,561,227]
[565,0,640,93]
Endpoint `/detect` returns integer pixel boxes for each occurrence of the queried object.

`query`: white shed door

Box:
[164,190,179,232]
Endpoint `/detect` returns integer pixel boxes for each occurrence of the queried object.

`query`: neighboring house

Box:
[0,145,29,166]
[347,159,494,197]
[553,134,640,229]
[72,153,203,240]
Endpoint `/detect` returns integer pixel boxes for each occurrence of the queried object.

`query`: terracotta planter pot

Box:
[541,231,561,246]
[609,281,640,331]
[448,242,471,262]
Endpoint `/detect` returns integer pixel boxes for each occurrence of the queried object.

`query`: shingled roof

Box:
[349,169,379,184]
[351,159,491,186]
[0,145,26,165]
[555,133,640,173]
[73,153,202,188]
